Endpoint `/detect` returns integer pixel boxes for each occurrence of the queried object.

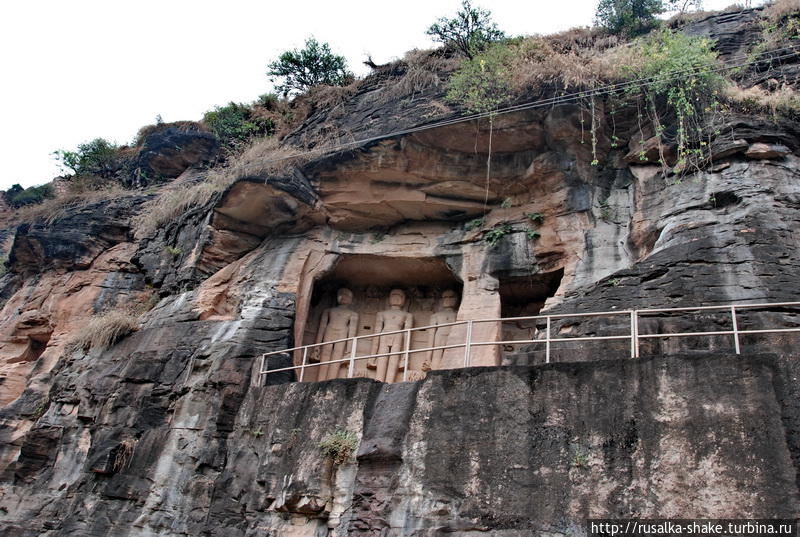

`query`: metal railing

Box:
[257,300,800,385]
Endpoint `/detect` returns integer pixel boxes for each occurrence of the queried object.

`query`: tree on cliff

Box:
[426,0,505,59]
[52,138,121,179]
[595,0,702,36]
[267,37,352,96]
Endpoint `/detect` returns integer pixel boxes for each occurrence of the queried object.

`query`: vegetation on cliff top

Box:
[11,0,799,233]
[426,0,506,59]
[267,37,353,96]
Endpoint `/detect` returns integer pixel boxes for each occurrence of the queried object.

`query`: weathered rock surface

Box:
[0,353,797,535]
[0,8,799,536]
[9,195,146,276]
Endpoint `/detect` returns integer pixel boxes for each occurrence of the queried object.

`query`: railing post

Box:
[630,310,636,358]
[731,305,741,355]
[545,316,551,364]
[464,320,474,367]
[402,329,411,382]
[298,347,308,383]
[348,336,358,378]
[258,353,266,387]
[634,310,640,358]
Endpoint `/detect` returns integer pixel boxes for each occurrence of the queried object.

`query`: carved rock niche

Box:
[301,255,463,383]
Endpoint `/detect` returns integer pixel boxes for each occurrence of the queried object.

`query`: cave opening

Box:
[499,268,564,355]
[8,332,52,365]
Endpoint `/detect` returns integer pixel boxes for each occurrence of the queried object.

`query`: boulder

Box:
[135,127,219,182]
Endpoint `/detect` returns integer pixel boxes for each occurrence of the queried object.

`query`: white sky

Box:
[0,0,759,190]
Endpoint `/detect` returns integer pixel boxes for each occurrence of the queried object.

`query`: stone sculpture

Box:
[425,289,459,371]
[314,288,359,381]
[370,288,414,383]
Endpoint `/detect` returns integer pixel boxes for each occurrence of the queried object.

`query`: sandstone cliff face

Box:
[1,9,800,536]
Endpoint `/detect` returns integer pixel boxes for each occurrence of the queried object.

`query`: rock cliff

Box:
[1,8,800,536]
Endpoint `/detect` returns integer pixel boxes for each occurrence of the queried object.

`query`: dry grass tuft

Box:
[66,306,141,353]
[133,176,228,238]
[16,177,130,227]
[306,82,361,113]
[506,31,626,92]
[725,83,800,117]
[133,138,308,238]
[384,49,461,101]
[113,438,136,472]
[764,0,800,20]
[220,137,310,179]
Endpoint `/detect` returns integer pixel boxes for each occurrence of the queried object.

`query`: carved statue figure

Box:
[425,290,459,371]
[314,288,359,381]
[370,289,414,383]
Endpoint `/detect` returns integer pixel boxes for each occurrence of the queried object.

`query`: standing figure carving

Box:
[314,288,359,381]
[371,289,414,383]
[425,290,459,371]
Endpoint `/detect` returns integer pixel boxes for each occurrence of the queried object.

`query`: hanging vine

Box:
[446,44,514,213]
[624,29,723,176]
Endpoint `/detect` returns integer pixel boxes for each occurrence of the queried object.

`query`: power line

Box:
[235,42,800,171]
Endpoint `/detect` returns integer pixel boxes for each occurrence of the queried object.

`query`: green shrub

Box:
[256,92,280,109]
[427,0,505,59]
[446,43,514,115]
[268,37,352,96]
[202,102,274,152]
[5,183,55,208]
[319,429,358,465]
[53,138,121,178]
[595,0,664,36]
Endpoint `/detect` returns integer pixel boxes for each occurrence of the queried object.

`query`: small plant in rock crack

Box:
[599,203,614,222]
[319,429,358,465]
[608,278,621,287]
[485,222,513,248]
[526,212,544,224]
[464,217,485,231]
[31,397,50,420]
[526,229,540,241]
[165,245,181,257]
[571,443,590,469]
[500,197,513,208]
[113,438,136,472]
[251,427,265,438]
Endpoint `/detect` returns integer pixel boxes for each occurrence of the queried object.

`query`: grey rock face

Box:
[9,195,147,275]
[1,353,797,535]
